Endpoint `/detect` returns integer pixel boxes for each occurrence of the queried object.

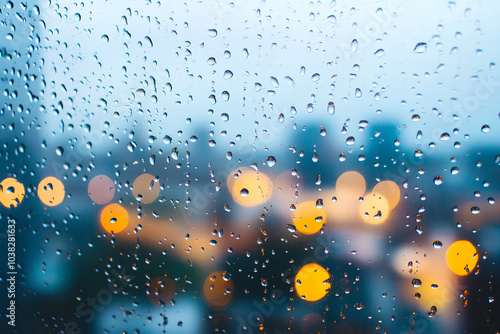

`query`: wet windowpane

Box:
[1,1,499,333]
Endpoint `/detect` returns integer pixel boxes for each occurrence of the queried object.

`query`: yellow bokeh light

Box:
[203,271,234,308]
[335,171,366,200]
[446,240,478,276]
[132,173,160,204]
[37,177,65,207]
[295,263,331,302]
[0,178,25,208]
[359,193,390,224]
[293,201,326,235]
[88,175,115,205]
[229,169,272,207]
[100,203,129,233]
[372,180,400,210]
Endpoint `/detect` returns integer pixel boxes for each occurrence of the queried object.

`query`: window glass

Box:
[1,0,499,333]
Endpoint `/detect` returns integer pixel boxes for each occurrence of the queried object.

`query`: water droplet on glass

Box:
[414,42,427,53]
[432,240,443,248]
[266,156,276,167]
[433,176,443,185]
[208,29,218,37]
[374,49,385,57]
[327,102,335,115]
[351,39,358,53]
[412,278,422,287]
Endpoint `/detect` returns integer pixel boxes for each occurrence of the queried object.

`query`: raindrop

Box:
[163,135,172,144]
[432,240,443,248]
[267,156,276,167]
[270,76,279,88]
[415,226,423,234]
[481,124,490,133]
[471,206,480,214]
[327,102,335,115]
[440,133,450,141]
[55,147,64,156]
[374,49,385,57]
[355,88,362,98]
[223,70,233,79]
[327,15,337,24]
[412,278,422,287]
[240,188,249,197]
[221,113,229,121]
[311,73,320,82]
[433,176,443,185]
[428,306,437,318]
[307,103,314,113]
[316,199,323,208]
[350,39,358,52]
[413,42,428,53]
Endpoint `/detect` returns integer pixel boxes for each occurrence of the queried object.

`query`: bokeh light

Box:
[203,271,234,309]
[37,177,65,207]
[295,263,331,301]
[100,203,129,233]
[132,173,160,204]
[88,175,115,205]
[229,169,273,207]
[0,177,25,208]
[359,193,390,224]
[372,180,400,210]
[335,171,366,200]
[446,240,478,276]
[292,201,326,235]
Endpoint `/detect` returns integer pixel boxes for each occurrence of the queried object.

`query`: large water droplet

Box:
[414,42,428,53]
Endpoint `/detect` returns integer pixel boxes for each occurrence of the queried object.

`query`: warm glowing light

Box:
[293,201,326,235]
[203,271,234,308]
[37,177,65,206]
[0,178,25,208]
[446,240,478,276]
[88,175,115,204]
[100,203,129,233]
[335,171,366,200]
[359,192,390,224]
[372,180,400,209]
[229,169,272,207]
[147,276,176,307]
[295,263,331,301]
[132,173,160,204]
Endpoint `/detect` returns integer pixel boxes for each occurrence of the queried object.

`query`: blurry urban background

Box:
[0,0,499,333]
